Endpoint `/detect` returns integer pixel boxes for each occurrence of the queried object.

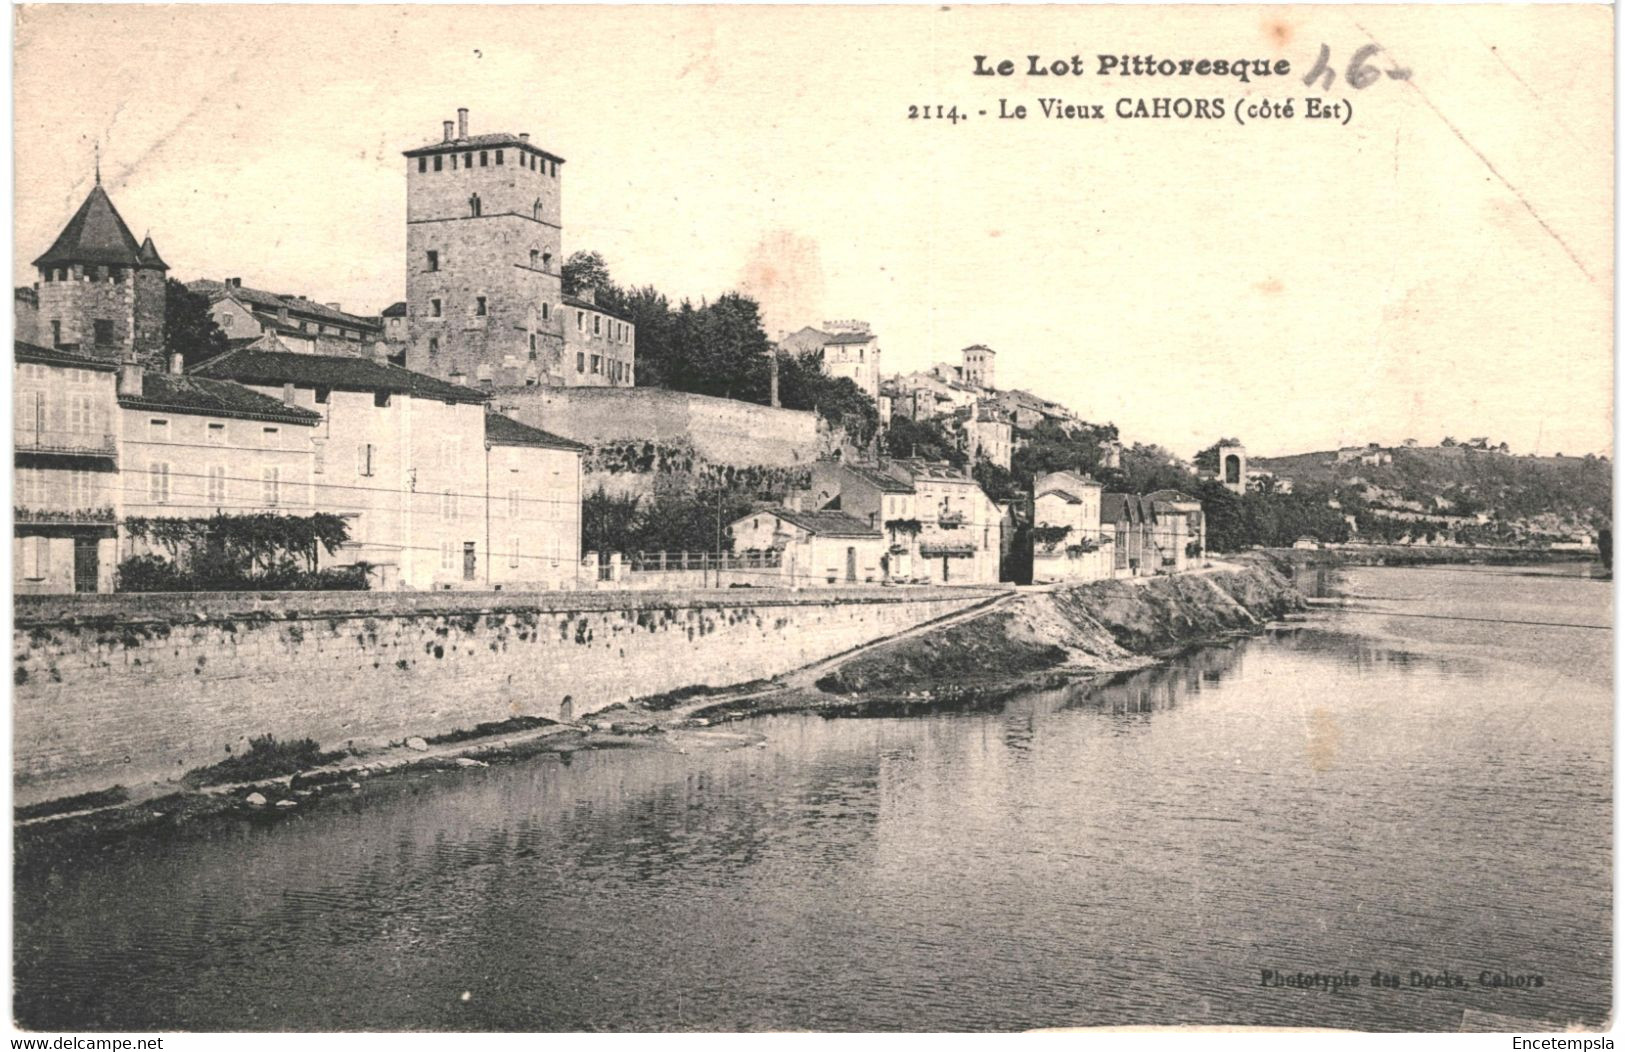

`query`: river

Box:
[13,564,1612,1032]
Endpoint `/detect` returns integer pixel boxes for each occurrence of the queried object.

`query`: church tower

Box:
[1217,441,1248,495]
[32,175,168,366]
[961,344,996,390]
[403,108,567,387]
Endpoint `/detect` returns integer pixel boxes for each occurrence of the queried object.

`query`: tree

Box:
[1192,438,1240,475]
[972,460,1021,504]
[561,250,615,299]
[1009,418,1115,481]
[581,487,641,554]
[883,414,962,467]
[166,279,228,369]
[777,350,879,445]
[1109,443,1198,494]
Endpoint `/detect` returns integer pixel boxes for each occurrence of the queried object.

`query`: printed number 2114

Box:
[908,105,964,124]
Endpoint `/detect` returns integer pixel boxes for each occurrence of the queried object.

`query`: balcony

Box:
[15,428,117,461]
[14,505,116,526]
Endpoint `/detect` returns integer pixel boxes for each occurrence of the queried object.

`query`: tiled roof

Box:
[1039,470,1101,494]
[824,331,875,346]
[767,509,881,539]
[485,412,587,452]
[403,133,566,165]
[188,279,383,332]
[1101,492,1153,525]
[119,371,322,425]
[1037,489,1082,505]
[33,186,150,269]
[562,294,631,322]
[1146,489,1200,505]
[14,340,119,372]
[962,344,996,354]
[192,348,489,404]
[137,236,168,270]
[381,301,408,318]
[842,463,915,494]
[892,458,977,484]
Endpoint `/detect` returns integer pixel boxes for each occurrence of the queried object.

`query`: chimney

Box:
[118,359,143,397]
[458,108,469,139]
[325,303,341,311]
[282,382,297,406]
[519,133,530,143]
[227,277,241,289]
[443,120,455,143]
[170,352,184,375]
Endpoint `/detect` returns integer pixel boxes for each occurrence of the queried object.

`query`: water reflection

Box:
[13,567,1612,1033]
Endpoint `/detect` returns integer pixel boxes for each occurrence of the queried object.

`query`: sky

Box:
[13,5,1613,458]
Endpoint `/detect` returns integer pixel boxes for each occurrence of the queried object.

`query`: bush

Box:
[114,553,192,592]
[182,734,345,788]
[114,554,370,592]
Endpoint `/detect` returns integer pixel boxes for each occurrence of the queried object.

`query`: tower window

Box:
[550,161,557,177]
[576,352,584,373]
[542,302,550,321]
[475,296,487,317]
[426,250,439,272]
[530,249,539,268]
[533,199,543,221]
[433,155,443,172]
[428,337,439,356]
[418,157,427,173]
[469,194,481,217]
[431,299,442,317]
[93,320,114,347]
[529,334,537,359]
[50,320,61,347]
[543,252,551,269]
[495,150,504,165]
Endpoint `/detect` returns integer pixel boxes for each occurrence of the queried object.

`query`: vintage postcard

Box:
[8,3,1613,1038]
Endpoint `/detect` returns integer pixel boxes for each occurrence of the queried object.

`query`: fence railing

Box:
[15,428,117,459]
[624,550,783,573]
[14,505,116,525]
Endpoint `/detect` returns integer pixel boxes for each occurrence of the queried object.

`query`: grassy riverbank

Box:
[15,557,1304,863]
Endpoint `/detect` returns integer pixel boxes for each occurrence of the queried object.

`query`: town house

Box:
[1032,470,1111,583]
[117,355,323,546]
[810,461,920,582]
[192,347,584,589]
[728,508,885,587]
[884,459,1002,584]
[14,342,122,593]
[1145,489,1205,572]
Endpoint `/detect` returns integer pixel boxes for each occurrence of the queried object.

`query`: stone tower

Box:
[402,108,567,387]
[961,344,995,390]
[1218,440,1247,495]
[32,178,168,366]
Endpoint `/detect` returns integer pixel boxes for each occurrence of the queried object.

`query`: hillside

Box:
[1252,445,1611,537]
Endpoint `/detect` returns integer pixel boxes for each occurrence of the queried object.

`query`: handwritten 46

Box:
[1303,43,1412,90]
